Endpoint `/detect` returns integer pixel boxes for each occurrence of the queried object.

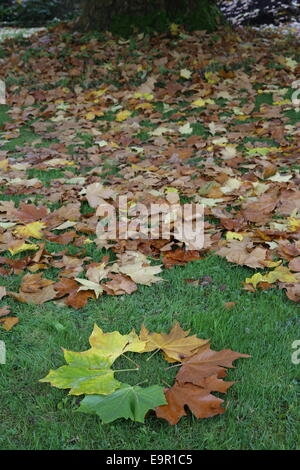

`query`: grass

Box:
[0,255,299,450]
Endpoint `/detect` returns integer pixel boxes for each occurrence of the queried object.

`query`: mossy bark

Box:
[75,0,221,34]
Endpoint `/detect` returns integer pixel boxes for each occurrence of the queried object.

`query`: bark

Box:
[75,0,218,32]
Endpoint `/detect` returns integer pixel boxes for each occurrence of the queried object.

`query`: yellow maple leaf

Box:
[170,23,180,36]
[226,231,244,241]
[288,217,300,232]
[9,243,39,256]
[116,110,132,122]
[265,266,297,284]
[14,222,46,239]
[192,98,215,107]
[0,159,9,171]
[245,273,265,288]
[246,266,297,288]
[88,324,146,364]
[139,321,208,363]
[204,72,218,84]
[134,92,154,101]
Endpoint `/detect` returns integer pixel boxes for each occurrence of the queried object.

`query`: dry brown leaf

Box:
[0,305,11,317]
[156,382,225,425]
[176,344,250,385]
[0,316,19,331]
[9,285,57,305]
[140,321,209,363]
[20,273,54,293]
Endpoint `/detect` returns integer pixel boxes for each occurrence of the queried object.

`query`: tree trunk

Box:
[75,0,219,33]
[75,0,162,31]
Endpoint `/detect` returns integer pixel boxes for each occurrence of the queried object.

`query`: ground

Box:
[0,24,299,450]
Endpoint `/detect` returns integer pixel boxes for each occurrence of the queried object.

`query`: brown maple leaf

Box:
[14,203,48,222]
[139,322,208,363]
[216,239,267,269]
[241,190,278,223]
[54,278,95,309]
[285,284,300,302]
[288,258,300,272]
[9,285,57,305]
[162,248,202,269]
[176,343,250,386]
[20,273,54,293]
[155,382,225,425]
[0,305,11,317]
[103,274,137,295]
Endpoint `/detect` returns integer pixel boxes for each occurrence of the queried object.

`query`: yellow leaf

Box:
[265,266,297,284]
[89,324,146,364]
[245,273,265,288]
[262,260,282,268]
[288,217,300,232]
[274,99,291,106]
[85,112,96,121]
[135,102,153,111]
[93,88,107,97]
[285,57,297,71]
[226,231,244,241]
[0,159,9,171]
[134,92,154,101]
[246,266,297,288]
[116,110,131,122]
[192,98,215,107]
[46,158,75,167]
[204,72,218,84]
[9,243,39,255]
[14,222,46,239]
[139,321,208,363]
[170,23,180,36]
[237,115,250,121]
[165,187,178,193]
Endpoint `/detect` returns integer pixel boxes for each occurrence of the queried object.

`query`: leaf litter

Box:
[0,25,298,322]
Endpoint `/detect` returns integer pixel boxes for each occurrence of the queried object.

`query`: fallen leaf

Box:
[140,322,208,363]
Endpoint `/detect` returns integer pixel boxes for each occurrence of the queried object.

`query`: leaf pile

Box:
[0,24,299,318]
[40,322,249,424]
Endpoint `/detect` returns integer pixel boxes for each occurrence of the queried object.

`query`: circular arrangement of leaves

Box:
[40,322,249,424]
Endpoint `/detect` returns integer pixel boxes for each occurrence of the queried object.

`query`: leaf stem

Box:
[122,354,140,369]
[114,367,139,373]
[135,379,149,387]
[161,379,171,388]
[164,363,181,371]
[146,348,160,361]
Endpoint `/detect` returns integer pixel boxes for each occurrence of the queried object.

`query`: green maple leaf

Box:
[39,348,121,396]
[78,383,167,423]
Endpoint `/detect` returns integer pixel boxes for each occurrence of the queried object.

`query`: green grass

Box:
[0,256,299,450]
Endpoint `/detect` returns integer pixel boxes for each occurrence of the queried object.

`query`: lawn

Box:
[1,253,299,450]
[0,25,299,450]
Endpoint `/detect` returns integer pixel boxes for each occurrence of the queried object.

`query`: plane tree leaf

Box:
[40,364,120,396]
[40,323,250,424]
[155,382,225,425]
[176,344,251,386]
[40,347,121,395]
[89,324,146,364]
[156,344,250,425]
[139,321,209,363]
[79,383,167,423]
